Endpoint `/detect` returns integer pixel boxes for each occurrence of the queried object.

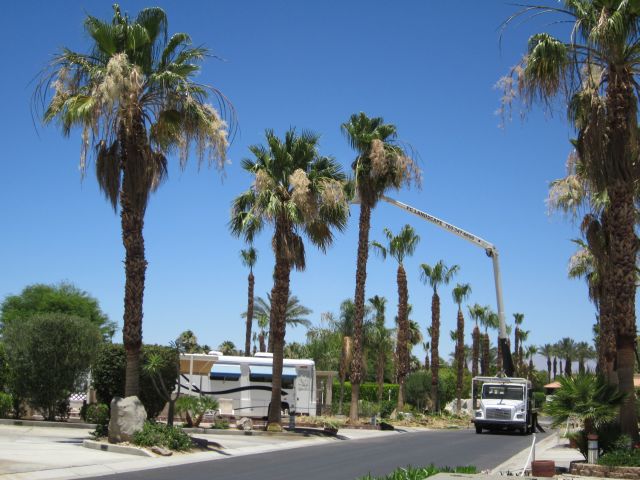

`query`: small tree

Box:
[0,283,115,340]
[4,313,102,420]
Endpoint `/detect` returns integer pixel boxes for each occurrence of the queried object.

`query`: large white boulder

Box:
[108,396,147,443]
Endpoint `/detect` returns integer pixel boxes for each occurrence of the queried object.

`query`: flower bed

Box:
[571,462,640,479]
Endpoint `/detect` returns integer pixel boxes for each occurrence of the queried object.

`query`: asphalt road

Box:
[90,429,548,480]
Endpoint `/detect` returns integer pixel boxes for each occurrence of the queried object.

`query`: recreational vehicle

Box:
[179,352,317,418]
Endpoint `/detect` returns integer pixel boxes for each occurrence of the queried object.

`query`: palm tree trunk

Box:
[455,308,464,413]
[607,181,639,441]
[377,351,385,403]
[350,202,372,423]
[267,221,292,429]
[547,358,551,384]
[565,356,572,376]
[396,264,409,411]
[430,292,440,412]
[472,326,480,378]
[553,357,557,379]
[482,333,490,376]
[496,336,503,373]
[259,332,266,353]
[244,272,254,356]
[121,188,146,398]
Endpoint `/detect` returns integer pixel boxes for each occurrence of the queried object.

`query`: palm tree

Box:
[342,112,420,422]
[557,337,577,377]
[502,0,640,440]
[422,340,430,370]
[468,304,486,378]
[253,294,314,348]
[575,341,596,375]
[372,225,420,410]
[230,129,348,428]
[479,308,498,375]
[218,341,237,356]
[452,283,472,412]
[368,295,393,402]
[419,260,459,412]
[255,312,269,353]
[334,299,356,415]
[540,344,554,383]
[512,313,524,375]
[39,5,230,398]
[175,330,200,353]
[526,345,538,378]
[240,247,258,356]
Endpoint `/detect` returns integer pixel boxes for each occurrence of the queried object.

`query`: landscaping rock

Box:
[108,396,147,444]
[237,417,253,431]
[151,446,173,456]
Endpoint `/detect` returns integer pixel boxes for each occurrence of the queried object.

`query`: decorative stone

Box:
[108,396,147,444]
[237,417,253,431]
[151,446,173,456]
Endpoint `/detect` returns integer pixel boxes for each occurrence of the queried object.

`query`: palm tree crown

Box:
[419,261,460,294]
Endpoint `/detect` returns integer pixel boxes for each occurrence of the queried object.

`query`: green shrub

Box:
[175,395,219,427]
[91,344,179,419]
[333,382,399,404]
[84,403,110,437]
[571,422,622,458]
[211,418,229,429]
[404,369,459,411]
[533,391,546,409]
[599,448,640,467]
[3,313,102,420]
[358,464,477,480]
[380,400,395,419]
[132,421,192,451]
[0,392,12,418]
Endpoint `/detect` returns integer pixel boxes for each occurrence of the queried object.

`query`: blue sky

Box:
[0,1,596,360]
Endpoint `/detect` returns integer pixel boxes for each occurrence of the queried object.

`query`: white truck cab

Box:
[472,376,534,435]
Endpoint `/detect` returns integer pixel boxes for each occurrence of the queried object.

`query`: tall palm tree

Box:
[479,308,498,375]
[468,304,486,378]
[175,330,200,353]
[422,340,430,370]
[218,340,237,356]
[575,341,596,375]
[540,343,555,383]
[557,337,577,377]
[452,283,472,412]
[255,312,269,353]
[372,224,420,410]
[253,293,314,346]
[342,112,420,422]
[368,295,393,402]
[230,129,348,428]
[512,313,525,375]
[526,345,538,378]
[502,0,640,440]
[240,247,258,356]
[39,5,230,397]
[419,260,459,412]
[334,299,357,415]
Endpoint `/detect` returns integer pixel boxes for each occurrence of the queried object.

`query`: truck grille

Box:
[485,408,511,420]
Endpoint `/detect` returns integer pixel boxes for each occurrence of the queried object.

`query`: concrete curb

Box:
[182,427,339,438]
[83,439,154,457]
[491,432,559,474]
[0,418,97,429]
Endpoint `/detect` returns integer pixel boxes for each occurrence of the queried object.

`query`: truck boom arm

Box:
[380,195,514,376]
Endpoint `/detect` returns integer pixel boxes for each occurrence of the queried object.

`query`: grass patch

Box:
[358,464,477,480]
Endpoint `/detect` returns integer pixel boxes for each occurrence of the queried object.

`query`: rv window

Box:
[481,384,523,400]
[249,365,296,389]
[210,364,241,381]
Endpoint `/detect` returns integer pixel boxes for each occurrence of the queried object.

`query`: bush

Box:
[84,403,109,437]
[132,421,192,451]
[358,464,477,480]
[0,392,12,418]
[91,344,179,419]
[571,422,622,459]
[3,313,102,420]
[175,395,219,427]
[533,391,546,409]
[333,382,399,404]
[599,437,640,466]
[404,370,458,411]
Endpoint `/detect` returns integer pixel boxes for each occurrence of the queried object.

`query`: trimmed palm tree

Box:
[540,343,554,384]
[342,112,420,422]
[255,312,269,353]
[39,5,230,397]
[422,340,430,370]
[452,283,472,412]
[368,295,393,402]
[218,340,237,356]
[526,345,538,378]
[175,330,199,353]
[372,225,420,410]
[419,261,459,412]
[556,337,577,377]
[479,308,498,375]
[468,304,486,378]
[240,247,258,356]
[512,313,524,375]
[502,0,640,440]
[230,128,348,428]
[335,299,356,415]
[575,341,596,375]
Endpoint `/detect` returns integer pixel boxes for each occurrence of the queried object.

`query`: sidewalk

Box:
[491,431,585,475]
[0,424,402,480]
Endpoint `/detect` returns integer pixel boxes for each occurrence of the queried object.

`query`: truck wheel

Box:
[475,425,482,434]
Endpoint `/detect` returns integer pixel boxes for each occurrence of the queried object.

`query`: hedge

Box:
[91,344,178,419]
[332,381,399,404]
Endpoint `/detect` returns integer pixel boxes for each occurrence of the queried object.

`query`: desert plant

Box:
[0,392,11,418]
[132,421,192,451]
[175,395,219,427]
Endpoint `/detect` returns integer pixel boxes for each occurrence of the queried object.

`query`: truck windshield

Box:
[482,385,523,400]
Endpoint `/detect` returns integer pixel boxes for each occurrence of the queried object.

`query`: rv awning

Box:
[210,364,241,380]
[249,365,297,379]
